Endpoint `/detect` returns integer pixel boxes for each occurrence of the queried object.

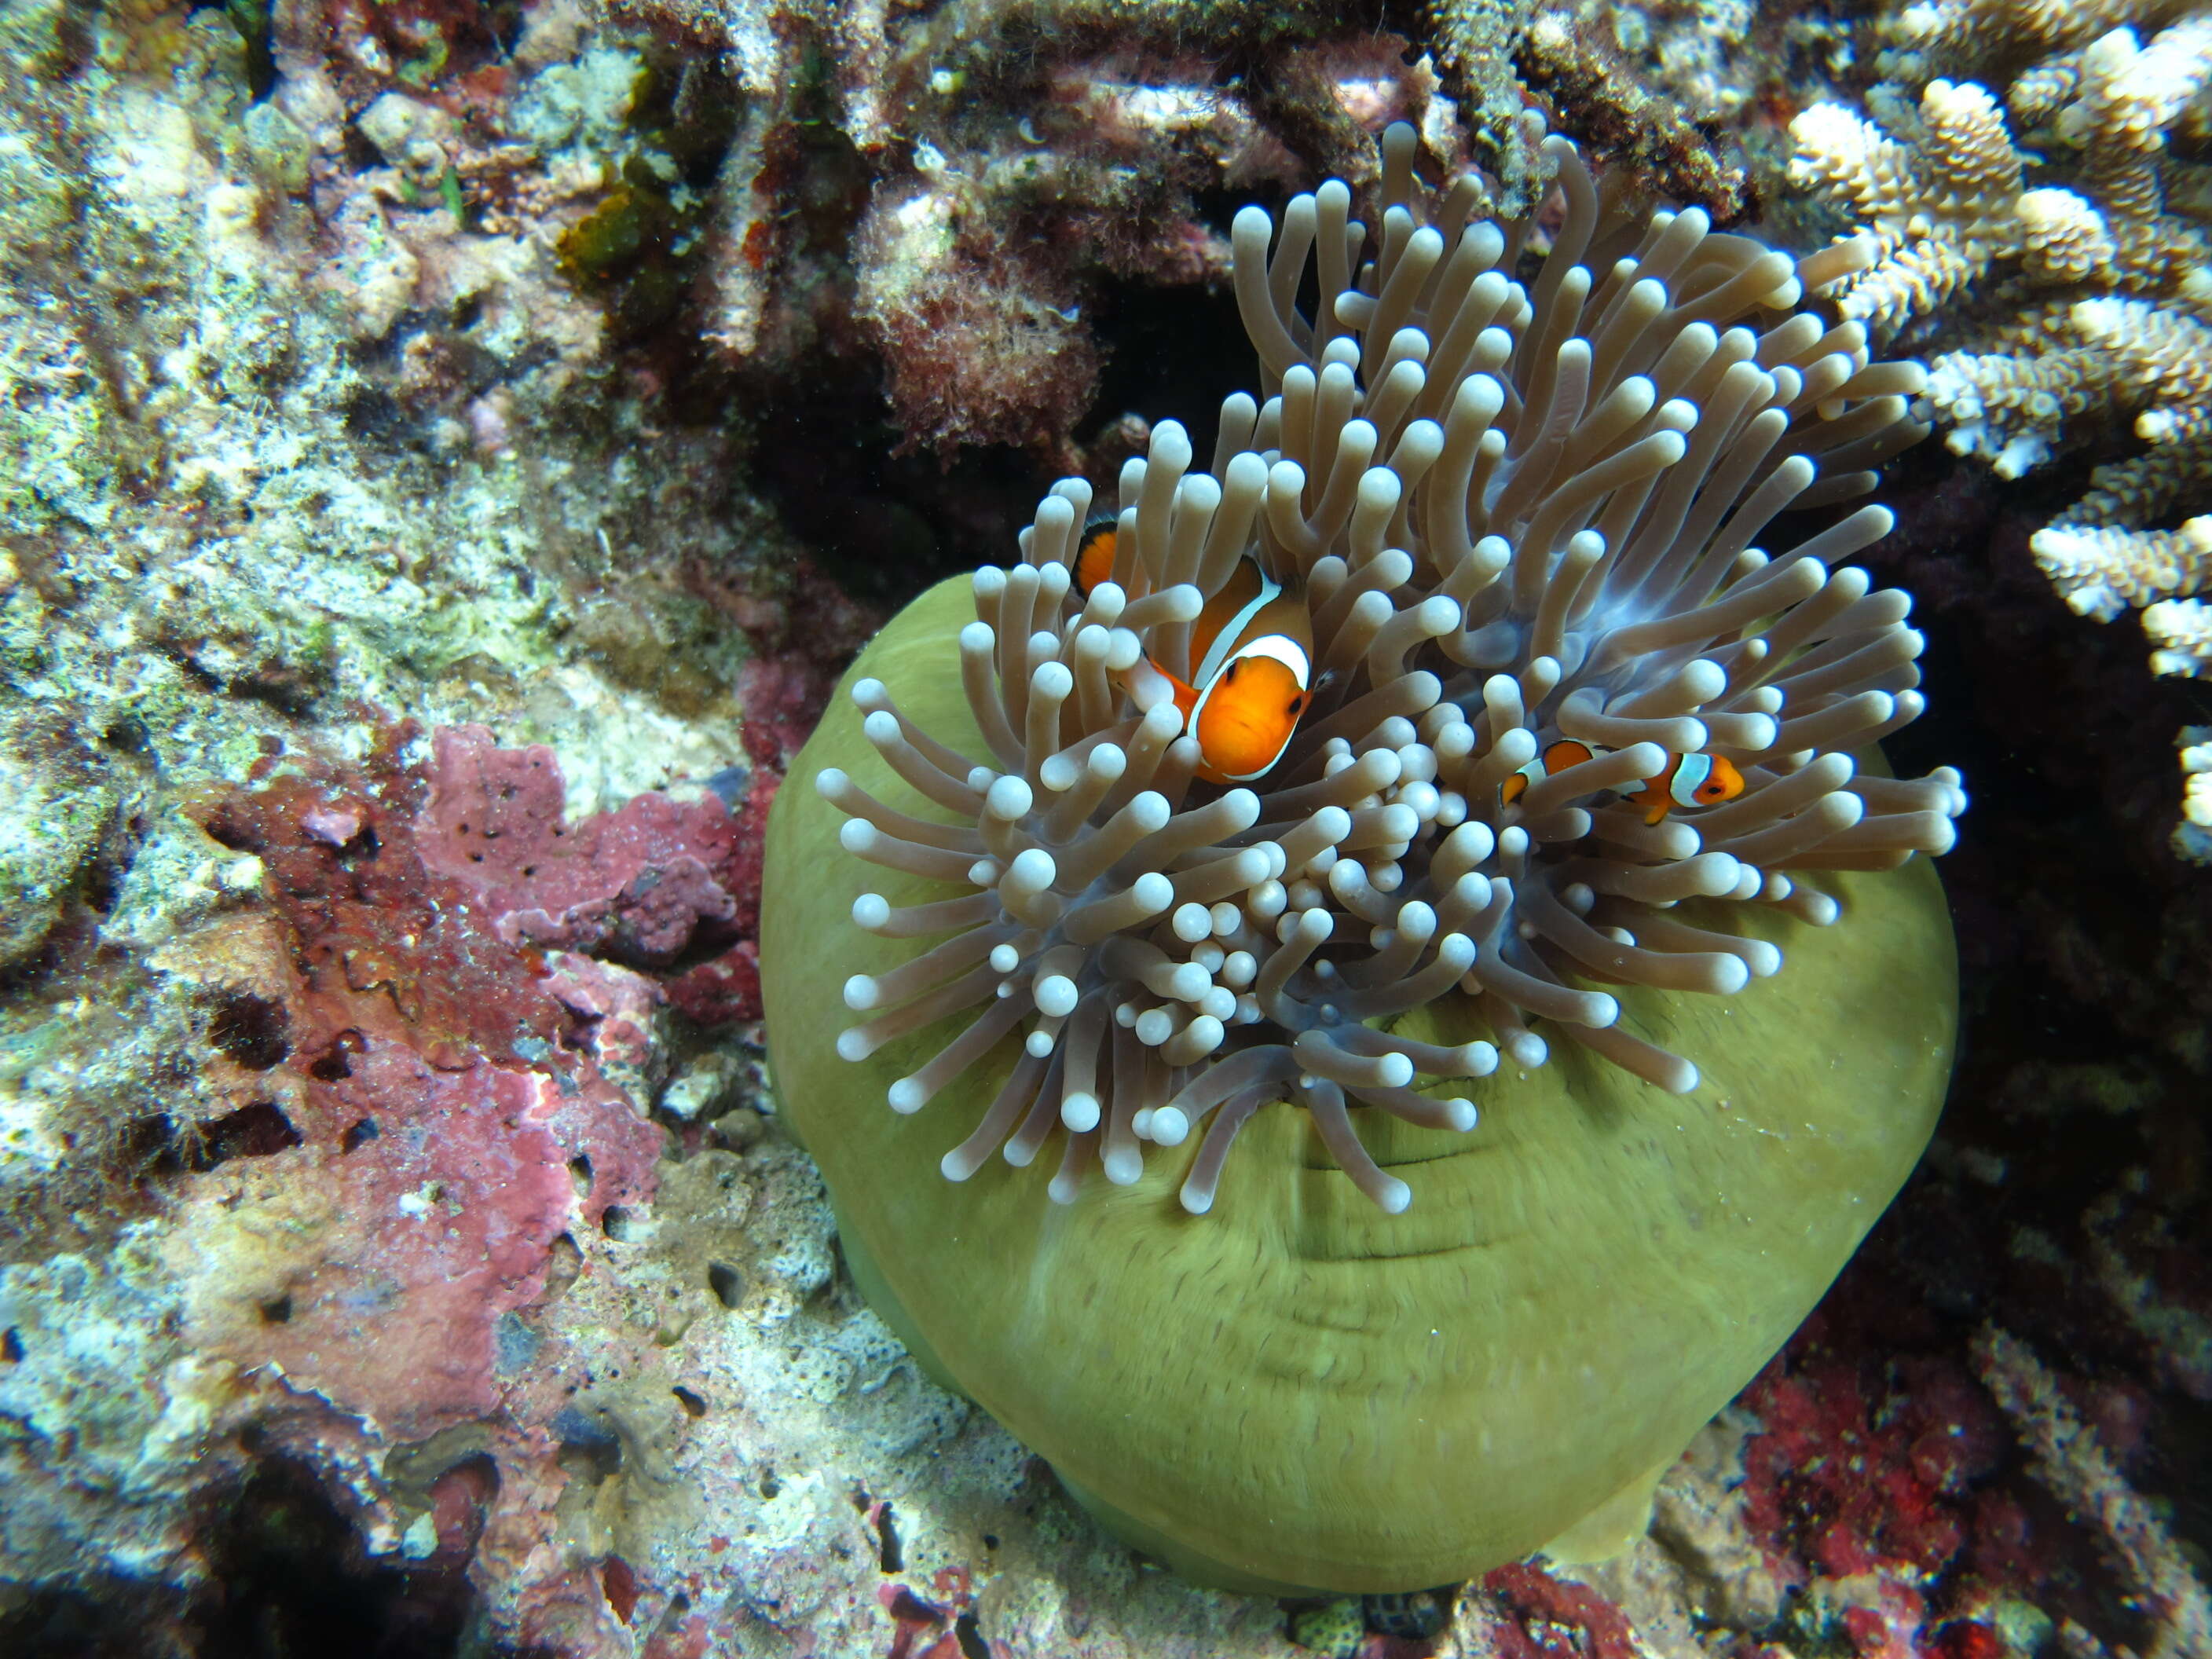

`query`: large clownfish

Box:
[1073,517,1315,786]
[1501,738,1745,826]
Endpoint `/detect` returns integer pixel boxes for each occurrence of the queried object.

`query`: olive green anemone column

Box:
[761,576,1957,1596]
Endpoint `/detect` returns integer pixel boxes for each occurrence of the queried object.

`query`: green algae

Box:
[763,574,1958,1594]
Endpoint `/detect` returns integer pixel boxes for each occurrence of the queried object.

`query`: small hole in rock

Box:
[197,1101,303,1166]
[954,1611,989,1659]
[873,1501,902,1572]
[207,990,291,1071]
[569,1155,593,1198]
[308,1028,364,1081]
[341,1117,378,1153]
[2,1328,22,1362]
[983,1534,999,1550]
[259,1295,292,1324]
[759,1473,781,1500]
[552,1406,623,1483]
[672,1386,706,1418]
[706,1262,742,1309]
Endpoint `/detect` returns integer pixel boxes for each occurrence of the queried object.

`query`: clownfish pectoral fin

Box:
[1166,666,1200,726]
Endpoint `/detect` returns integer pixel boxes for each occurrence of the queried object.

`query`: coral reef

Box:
[1785,0,2212,839]
[0,0,1336,1646]
[0,0,2203,1648]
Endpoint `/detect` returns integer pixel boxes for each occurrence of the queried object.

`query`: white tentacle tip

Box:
[1061,1093,1102,1133]
[1130,871,1175,914]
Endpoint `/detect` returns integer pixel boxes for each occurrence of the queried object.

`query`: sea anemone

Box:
[760,123,1962,1591]
[798,123,1961,1215]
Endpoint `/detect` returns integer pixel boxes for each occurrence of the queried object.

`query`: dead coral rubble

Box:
[610,0,1470,453]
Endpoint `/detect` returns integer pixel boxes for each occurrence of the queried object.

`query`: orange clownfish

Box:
[1502,738,1745,826]
[1072,518,1316,786]
[1165,557,1316,784]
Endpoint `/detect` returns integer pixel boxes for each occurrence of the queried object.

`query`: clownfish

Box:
[1501,738,1745,826]
[1073,514,1122,599]
[1071,516,1315,785]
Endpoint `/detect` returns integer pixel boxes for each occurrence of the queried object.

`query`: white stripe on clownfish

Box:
[1668,752,1718,811]
[1192,566,1291,688]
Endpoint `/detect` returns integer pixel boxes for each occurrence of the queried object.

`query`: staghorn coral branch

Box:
[2147,594,2212,672]
[1971,1326,2212,1659]
[1790,9,2212,844]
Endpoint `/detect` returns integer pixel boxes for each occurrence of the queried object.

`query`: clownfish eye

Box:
[1286,694,1307,716]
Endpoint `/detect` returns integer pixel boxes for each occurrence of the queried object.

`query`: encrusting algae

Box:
[764,123,1962,1593]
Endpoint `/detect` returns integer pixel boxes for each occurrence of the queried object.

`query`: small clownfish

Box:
[1071,517,1316,786]
[1502,738,1745,826]
[1500,740,1598,809]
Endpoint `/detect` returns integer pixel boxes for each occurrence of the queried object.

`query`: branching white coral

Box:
[1884,0,2196,75]
[1790,6,2212,835]
[2146,591,2212,670]
[1787,80,2034,335]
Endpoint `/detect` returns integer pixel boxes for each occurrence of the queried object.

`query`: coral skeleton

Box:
[818,123,1961,1216]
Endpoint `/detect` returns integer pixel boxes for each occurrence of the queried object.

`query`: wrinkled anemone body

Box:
[763,124,1962,1591]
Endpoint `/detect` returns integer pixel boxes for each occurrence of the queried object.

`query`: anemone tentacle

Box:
[822,123,1965,1214]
